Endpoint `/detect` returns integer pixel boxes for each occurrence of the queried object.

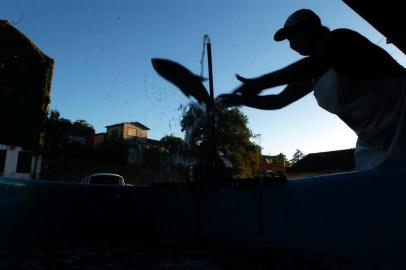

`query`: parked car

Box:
[260,170,287,181]
[81,173,126,186]
[261,169,275,178]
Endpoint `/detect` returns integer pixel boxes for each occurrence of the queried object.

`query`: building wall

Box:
[0,144,41,179]
[135,128,147,138]
[93,133,105,146]
[106,126,123,141]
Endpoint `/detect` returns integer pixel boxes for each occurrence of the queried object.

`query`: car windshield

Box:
[89,175,122,185]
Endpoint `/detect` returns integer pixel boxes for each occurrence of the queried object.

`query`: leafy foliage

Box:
[160,135,184,155]
[73,119,95,130]
[44,110,71,156]
[44,110,95,158]
[181,103,262,178]
[290,149,305,165]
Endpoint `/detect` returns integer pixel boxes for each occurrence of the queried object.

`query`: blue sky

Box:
[2,0,405,158]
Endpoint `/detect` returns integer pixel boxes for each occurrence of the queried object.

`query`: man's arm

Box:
[241,80,314,110]
[234,57,326,96]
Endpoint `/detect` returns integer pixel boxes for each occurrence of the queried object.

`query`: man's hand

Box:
[232,74,264,96]
[215,93,244,107]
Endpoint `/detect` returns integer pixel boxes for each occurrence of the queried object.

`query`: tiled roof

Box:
[130,122,150,130]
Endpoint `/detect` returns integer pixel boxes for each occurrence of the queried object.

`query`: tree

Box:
[44,112,96,157]
[44,110,71,156]
[73,119,94,130]
[181,103,262,178]
[160,135,184,155]
[48,109,60,121]
[290,149,305,165]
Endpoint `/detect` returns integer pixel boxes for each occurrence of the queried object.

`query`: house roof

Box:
[147,138,161,145]
[105,122,150,130]
[287,148,355,173]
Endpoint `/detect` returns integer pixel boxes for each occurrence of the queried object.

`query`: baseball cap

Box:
[274,9,322,41]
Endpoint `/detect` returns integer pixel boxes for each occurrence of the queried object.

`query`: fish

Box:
[151,58,211,105]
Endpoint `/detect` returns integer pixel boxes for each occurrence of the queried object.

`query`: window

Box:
[89,175,123,185]
[128,128,137,136]
[0,150,6,174]
[16,151,32,173]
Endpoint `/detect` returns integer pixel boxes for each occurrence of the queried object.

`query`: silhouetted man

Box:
[218,9,406,170]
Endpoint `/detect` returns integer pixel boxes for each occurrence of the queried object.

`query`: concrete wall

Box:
[1,169,406,266]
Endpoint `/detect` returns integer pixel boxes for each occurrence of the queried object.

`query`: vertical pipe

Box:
[195,36,214,241]
[207,38,215,156]
[207,40,214,102]
[206,39,217,166]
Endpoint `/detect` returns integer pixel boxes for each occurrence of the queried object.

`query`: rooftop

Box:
[287,148,355,173]
[105,122,150,130]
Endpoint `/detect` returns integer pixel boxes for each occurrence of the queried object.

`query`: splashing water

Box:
[182,102,207,150]
[157,35,213,182]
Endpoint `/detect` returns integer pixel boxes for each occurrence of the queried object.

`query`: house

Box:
[105,122,150,142]
[286,148,355,179]
[0,145,41,180]
[93,121,157,164]
[0,20,54,179]
[93,133,106,147]
[261,154,287,176]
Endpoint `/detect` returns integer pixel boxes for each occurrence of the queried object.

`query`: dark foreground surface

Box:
[1,241,404,270]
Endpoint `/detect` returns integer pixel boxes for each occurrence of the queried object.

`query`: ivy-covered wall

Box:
[0,20,54,151]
